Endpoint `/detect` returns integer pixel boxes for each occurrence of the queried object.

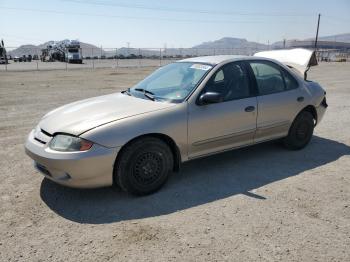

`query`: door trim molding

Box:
[257,120,290,131]
[192,128,256,147]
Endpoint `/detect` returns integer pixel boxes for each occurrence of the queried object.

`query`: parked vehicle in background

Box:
[40,40,83,64]
[127,54,137,59]
[0,57,7,64]
[33,55,39,60]
[0,39,8,64]
[40,48,51,62]
[25,49,327,195]
[65,40,83,64]
[13,56,19,62]
[27,55,32,62]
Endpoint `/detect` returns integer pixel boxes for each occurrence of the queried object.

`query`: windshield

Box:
[68,48,79,53]
[130,62,212,102]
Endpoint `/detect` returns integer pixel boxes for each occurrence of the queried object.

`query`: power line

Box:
[60,0,316,17]
[0,6,316,24]
[60,0,350,26]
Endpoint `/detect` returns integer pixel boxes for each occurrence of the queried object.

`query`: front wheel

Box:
[114,137,173,195]
[284,111,314,150]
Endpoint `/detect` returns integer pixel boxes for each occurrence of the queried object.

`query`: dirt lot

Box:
[0,63,349,261]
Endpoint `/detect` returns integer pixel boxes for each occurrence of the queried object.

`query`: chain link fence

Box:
[1,46,349,72]
[0,46,265,71]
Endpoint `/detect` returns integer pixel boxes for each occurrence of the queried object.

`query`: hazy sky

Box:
[1,0,349,48]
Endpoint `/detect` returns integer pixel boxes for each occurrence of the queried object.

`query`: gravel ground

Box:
[0,63,349,262]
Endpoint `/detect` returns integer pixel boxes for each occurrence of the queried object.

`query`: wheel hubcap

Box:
[133,152,163,185]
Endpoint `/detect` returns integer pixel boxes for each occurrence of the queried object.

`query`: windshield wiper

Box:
[121,88,132,96]
[134,88,155,101]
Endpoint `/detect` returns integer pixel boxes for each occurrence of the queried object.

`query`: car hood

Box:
[38,93,175,136]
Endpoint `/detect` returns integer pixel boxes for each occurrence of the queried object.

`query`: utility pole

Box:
[126,42,130,56]
[314,13,321,50]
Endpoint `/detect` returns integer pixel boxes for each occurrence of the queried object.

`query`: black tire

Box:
[284,111,314,150]
[114,137,173,195]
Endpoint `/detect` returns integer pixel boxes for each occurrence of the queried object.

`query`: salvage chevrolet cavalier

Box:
[25,48,328,195]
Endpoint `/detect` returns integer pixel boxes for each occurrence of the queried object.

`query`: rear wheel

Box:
[284,111,314,150]
[114,137,173,195]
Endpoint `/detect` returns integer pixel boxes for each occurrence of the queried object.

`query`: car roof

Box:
[178,55,260,65]
[177,55,303,80]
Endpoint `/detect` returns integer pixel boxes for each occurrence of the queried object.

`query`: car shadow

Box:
[40,136,350,224]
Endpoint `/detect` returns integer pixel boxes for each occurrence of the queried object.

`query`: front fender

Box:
[80,103,189,161]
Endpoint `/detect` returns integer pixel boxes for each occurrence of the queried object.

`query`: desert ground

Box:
[0,63,349,261]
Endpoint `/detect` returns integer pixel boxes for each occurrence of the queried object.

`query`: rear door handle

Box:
[297,96,304,102]
[245,106,255,112]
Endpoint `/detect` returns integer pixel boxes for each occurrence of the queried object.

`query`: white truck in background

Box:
[63,40,83,64]
[41,40,83,64]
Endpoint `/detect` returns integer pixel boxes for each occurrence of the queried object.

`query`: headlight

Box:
[49,134,93,152]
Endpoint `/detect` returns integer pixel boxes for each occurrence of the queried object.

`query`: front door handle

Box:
[297,96,304,102]
[245,106,255,112]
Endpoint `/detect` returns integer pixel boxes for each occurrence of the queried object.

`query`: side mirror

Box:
[197,92,223,105]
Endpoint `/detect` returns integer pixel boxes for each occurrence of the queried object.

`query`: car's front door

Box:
[247,60,306,142]
[187,61,257,159]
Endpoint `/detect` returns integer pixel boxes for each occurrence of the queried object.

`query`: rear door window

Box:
[282,69,299,90]
[249,61,298,95]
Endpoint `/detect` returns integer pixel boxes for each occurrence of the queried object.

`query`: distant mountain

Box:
[8,40,103,57]
[191,37,268,55]
[7,40,162,57]
[193,37,267,51]
[195,33,350,51]
[8,44,41,57]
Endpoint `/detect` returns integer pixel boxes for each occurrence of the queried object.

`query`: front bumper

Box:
[25,129,120,188]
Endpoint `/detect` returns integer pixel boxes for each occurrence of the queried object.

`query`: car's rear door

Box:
[247,60,306,142]
[187,61,257,159]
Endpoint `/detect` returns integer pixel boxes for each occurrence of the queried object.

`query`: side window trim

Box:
[242,61,259,97]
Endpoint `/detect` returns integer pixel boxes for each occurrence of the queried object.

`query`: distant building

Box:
[286,40,350,62]
[289,40,350,50]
